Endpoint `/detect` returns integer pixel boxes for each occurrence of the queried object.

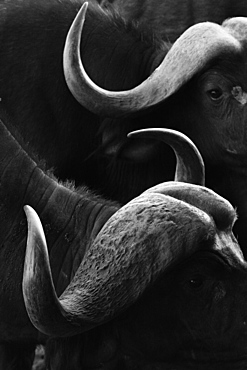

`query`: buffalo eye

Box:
[207,88,223,101]
[187,275,205,290]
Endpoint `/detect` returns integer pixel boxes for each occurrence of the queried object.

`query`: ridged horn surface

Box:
[63,4,241,117]
[128,128,205,186]
[23,191,214,337]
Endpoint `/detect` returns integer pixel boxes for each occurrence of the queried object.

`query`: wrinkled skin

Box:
[100,0,247,42]
[45,249,247,369]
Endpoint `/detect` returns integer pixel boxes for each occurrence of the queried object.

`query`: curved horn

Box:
[22,205,93,337]
[128,128,205,186]
[23,191,214,337]
[63,5,241,117]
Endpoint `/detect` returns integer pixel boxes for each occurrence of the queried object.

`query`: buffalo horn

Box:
[23,191,213,336]
[128,128,205,186]
[63,4,242,116]
[22,205,95,337]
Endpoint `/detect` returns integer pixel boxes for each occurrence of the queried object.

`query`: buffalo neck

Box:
[0,117,119,298]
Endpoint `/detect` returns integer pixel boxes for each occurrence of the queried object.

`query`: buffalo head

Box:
[23,130,247,369]
[0,114,205,368]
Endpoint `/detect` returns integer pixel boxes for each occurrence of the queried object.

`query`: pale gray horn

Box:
[63,5,241,117]
[128,128,205,186]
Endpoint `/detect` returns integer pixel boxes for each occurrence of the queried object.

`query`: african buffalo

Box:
[100,0,247,42]
[22,135,247,369]
[0,105,206,369]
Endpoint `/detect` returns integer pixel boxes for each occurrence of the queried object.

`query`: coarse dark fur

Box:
[100,0,247,42]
